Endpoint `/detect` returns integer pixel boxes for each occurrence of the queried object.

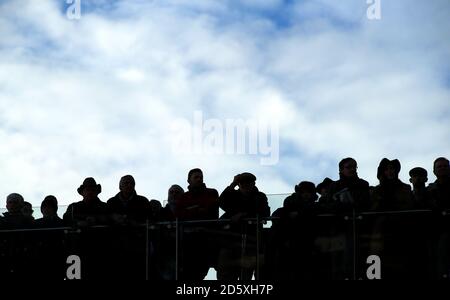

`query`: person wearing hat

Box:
[409,167,431,209]
[216,172,270,280]
[268,181,318,280]
[370,158,414,211]
[316,177,333,202]
[63,177,109,227]
[370,158,417,279]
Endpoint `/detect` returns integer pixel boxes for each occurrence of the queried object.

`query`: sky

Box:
[0,0,449,209]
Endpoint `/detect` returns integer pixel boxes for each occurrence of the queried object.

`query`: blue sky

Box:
[0,0,449,209]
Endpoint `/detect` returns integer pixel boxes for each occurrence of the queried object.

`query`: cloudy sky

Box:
[0,0,449,209]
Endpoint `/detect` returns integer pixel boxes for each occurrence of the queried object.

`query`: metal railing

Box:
[0,209,449,280]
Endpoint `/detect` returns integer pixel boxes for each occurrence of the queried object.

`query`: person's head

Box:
[377,158,401,182]
[6,193,24,214]
[21,201,34,218]
[168,185,184,205]
[339,158,358,178]
[295,181,318,203]
[316,177,333,196]
[119,175,136,198]
[77,177,101,201]
[237,173,257,195]
[409,167,428,188]
[149,200,162,217]
[433,157,450,179]
[41,195,58,218]
[187,168,203,188]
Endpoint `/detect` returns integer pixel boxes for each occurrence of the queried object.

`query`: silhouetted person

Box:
[149,199,162,221]
[161,185,184,221]
[217,173,270,280]
[63,177,109,227]
[21,202,34,221]
[428,157,450,210]
[159,185,184,280]
[269,181,319,279]
[35,195,63,228]
[409,167,431,209]
[427,157,450,279]
[408,167,435,279]
[174,168,219,221]
[107,175,151,225]
[2,193,33,229]
[324,158,370,212]
[370,158,417,279]
[1,193,33,278]
[63,177,109,279]
[174,168,219,280]
[371,158,414,211]
[33,196,65,279]
[321,158,370,279]
[316,177,333,204]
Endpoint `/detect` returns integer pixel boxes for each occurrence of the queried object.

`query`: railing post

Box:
[256,215,260,280]
[145,219,149,280]
[352,209,357,280]
[175,218,179,281]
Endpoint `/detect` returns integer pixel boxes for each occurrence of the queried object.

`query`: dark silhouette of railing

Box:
[0,209,449,280]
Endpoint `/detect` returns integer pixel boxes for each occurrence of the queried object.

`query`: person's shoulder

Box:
[283,193,296,207]
[256,190,268,199]
[271,207,285,217]
[67,200,83,209]
[135,194,150,203]
[206,187,219,196]
[106,194,120,204]
[357,178,370,187]
[97,199,108,207]
[427,182,438,191]
[34,217,46,227]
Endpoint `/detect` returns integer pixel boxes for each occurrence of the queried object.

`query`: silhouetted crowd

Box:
[0,157,449,280]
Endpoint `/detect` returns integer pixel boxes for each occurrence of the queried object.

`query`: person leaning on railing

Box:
[268,181,319,280]
[216,172,270,280]
[173,168,219,280]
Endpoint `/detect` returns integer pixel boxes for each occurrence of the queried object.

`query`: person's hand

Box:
[230,174,240,189]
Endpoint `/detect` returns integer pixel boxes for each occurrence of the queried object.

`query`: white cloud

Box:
[0,0,449,211]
